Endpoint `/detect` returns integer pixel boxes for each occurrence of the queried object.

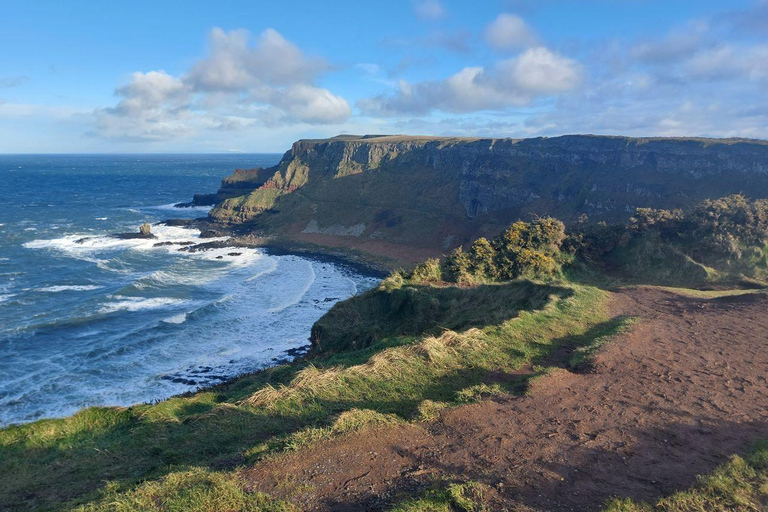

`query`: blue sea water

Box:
[0,155,378,426]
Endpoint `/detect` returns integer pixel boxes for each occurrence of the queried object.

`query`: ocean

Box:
[0,154,379,427]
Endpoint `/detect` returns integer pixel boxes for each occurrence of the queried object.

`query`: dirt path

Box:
[244,288,768,511]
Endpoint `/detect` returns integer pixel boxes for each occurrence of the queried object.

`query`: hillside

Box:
[3,206,768,511]
[197,134,768,262]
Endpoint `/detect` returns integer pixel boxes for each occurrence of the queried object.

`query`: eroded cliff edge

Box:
[198,134,768,262]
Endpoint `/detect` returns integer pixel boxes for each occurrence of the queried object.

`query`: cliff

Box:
[204,134,768,261]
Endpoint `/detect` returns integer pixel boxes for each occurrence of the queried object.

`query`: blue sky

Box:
[0,0,766,152]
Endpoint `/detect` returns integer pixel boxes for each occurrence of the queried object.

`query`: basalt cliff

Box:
[197,134,768,262]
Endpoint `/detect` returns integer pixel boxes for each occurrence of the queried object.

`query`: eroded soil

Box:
[244,288,768,511]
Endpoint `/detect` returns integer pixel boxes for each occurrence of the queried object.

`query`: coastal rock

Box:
[112,223,157,240]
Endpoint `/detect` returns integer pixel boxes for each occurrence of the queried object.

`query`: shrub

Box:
[410,258,443,283]
[442,246,473,283]
[571,194,768,284]
[467,238,498,280]
[492,218,565,280]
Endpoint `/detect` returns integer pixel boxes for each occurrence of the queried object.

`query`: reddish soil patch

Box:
[290,232,440,267]
[243,288,768,511]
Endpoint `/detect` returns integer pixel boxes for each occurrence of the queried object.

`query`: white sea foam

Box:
[195,247,264,267]
[267,260,316,313]
[146,202,213,213]
[99,296,188,314]
[23,225,206,254]
[35,285,103,293]
[133,270,215,289]
[162,312,188,324]
[0,294,15,304]
[245,257,279,282]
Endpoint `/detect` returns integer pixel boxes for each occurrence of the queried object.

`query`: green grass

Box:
[311,280,570,353]
[386,482,489,512]
[603,441,768,512]
[73,468,296,512]
[0,280,612,511]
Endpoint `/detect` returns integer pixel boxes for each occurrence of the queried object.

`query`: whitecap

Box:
[99,296,187,314]
[0,294,15,304]
[162,313,188,324]
[23,225,210,255]
[144,202,213,213]
[35,285,102,293]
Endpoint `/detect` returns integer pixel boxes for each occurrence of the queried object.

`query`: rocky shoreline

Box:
[158,215,391,277]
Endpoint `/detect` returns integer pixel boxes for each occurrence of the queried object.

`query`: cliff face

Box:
[205,134,768,259]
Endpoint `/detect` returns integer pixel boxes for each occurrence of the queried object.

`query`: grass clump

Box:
[413,400,451,422]
[387,481,489,512]
[455,383,507,403]
[603,441,768,512]
[247,408,402,459]
[75,468,295,512]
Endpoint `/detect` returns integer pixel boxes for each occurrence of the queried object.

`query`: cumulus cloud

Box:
[360,47,581,115]
[485,13,539,50]
[95,28,350,141]
[413,0,445,20]
[187,28,330,91]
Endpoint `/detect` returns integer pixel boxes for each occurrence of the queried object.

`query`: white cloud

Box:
[95,28,351,141]
[360,47,581,115]
[485,13,538,51]
[413,0,445,20]
[504,47,581,93]
[187,28,330,91]
[686,44,768,81]
[110,71,189,116]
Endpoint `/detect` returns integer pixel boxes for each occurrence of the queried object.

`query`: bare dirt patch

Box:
[243,288,768,511]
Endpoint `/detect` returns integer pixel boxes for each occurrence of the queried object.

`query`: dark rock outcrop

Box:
[113,223,157,240]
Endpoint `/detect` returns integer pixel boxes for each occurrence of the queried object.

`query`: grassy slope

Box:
[0,280,613,511]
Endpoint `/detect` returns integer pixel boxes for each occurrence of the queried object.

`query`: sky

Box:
[0,0,766,153]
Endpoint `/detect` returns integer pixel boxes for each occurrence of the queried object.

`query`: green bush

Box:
[411,258,443,283]
[572,195,768,285]
[441,218,566,284]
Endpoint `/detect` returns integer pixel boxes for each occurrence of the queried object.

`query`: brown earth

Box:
[243,288,768,511]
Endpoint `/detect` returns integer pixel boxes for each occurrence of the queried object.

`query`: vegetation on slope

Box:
[3,195,768,511]
[0,215,614,511]
[572,195,768,286]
